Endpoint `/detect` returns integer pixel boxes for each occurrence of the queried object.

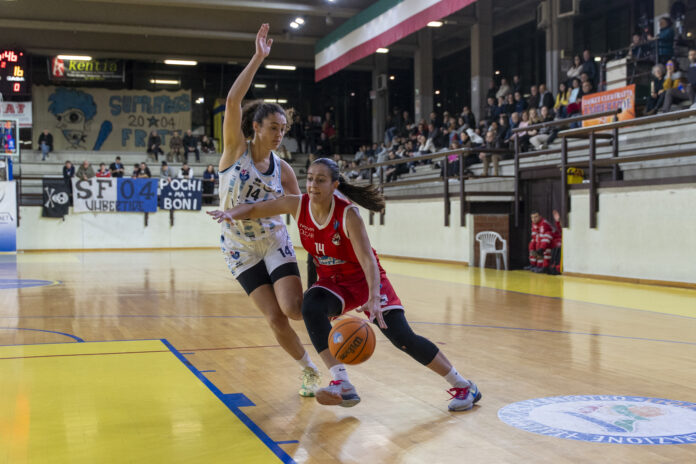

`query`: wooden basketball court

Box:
[1,250,695,463]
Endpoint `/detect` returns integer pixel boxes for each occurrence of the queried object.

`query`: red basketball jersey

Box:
[296,193,383,280]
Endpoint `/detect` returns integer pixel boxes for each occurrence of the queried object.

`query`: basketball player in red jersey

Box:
[208,158,481,411]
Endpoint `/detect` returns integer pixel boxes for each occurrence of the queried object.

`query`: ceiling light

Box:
[57,55,92,61]
[435,90,440,95]
[350,92,355,96]
[254,83,267,89]
[594,57,601,62]
[290,22,299,29]
[164,59,197,66]
[376,48,389,54]
[389,75,395,80]
[277,99,288,104]
[195,97,204,104]
[295,18,305,25]
[687,32,693,38]
[266,64,296,71]
[264,99,277,103]
[150,79,180,85]
[427,21,443,27]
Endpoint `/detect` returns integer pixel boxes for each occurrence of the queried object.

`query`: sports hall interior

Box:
[2,0,696,463]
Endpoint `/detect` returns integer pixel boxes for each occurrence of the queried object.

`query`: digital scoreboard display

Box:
[0,49,29,97]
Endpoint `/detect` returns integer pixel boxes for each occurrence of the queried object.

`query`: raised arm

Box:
[207,195,301,223]
[219,23,273,172]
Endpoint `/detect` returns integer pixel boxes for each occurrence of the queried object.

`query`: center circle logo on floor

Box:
[498,395,696,445]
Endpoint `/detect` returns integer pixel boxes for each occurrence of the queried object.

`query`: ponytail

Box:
[241,100,287,139]
[312,158,385,212]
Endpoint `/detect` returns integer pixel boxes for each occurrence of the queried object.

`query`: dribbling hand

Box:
[207,210,235,223]
[357,296,387,329]
[255,23,273,58]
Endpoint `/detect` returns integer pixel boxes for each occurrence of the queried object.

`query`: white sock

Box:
[329,364,349,382]
[297,352,318,372]
[444,367,468,388]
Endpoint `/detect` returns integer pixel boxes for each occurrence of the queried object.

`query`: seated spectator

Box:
[581,50,597,86]
[513,91,528,114]
[459,131,478,170]
[478,130,502,177]
[483,97,499,125]
[177,162,193,179]
[660,50,696,112]
[460,105,476,129]
[138,162,152,178]
[38,129,53,161]
[384,150,408,182]
[527,85,540,109]
[443,139,462,178]
[147,130,164,162]
[496,77,512,100]
[511,110,531,151]
[539,84,554,110]
[554,82,570,118]
[566,78,583,117]
[346,161,361,180]
[160,161,173,181]
[657,16,675,63]
[528,107,542,125]
[332,153,347,171]
[183,130,199,163]
[110,156,125,178]
[502,112,519,148]
[645,63,667,115]
[202,164,218,204]
[76,160,95,180]
[512,75,522,94]
[529,106,555,150]
[63,160,75,183]
[486,79,497,100]
[95,163,111,178]
[169,131,184,163]
[504,93,515,115]
[628,33,647,61]
[201,135,216,154]
[131,163,141,178]
[353,144,366,163]
[566,55,583,84]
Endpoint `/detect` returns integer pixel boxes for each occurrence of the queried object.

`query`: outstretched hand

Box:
[356,296,387,329]
[255,23,273,58]
[207,210,235,224]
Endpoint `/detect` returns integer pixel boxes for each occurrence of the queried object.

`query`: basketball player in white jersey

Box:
[216,23,319,396]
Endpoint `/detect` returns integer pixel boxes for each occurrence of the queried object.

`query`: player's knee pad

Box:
[380,310,439,365]
[302,287,342,352]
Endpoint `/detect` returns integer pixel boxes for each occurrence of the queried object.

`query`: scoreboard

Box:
[0,49,29,97]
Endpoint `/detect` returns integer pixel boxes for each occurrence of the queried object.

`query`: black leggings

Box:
[302,287,439,366]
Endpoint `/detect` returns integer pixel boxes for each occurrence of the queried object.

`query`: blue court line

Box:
[0,327,84,342]
[200,370,216,373]
[409,321,696,346]
[180,352,195,355]
[161,339,296,464]
[276,441,299,445]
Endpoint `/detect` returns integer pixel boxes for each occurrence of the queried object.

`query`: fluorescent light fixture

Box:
[389,75,395,80]
[165,59,197,66]
[427,21,443,27]
[150,79,180,85]
[266,64,296,71]
[277,99,288,104]
[376,48,389,54]
[435,90,440,95]
[295,17,305,25]
[290,21,299,29]
[254,83,267,88]
[594,57,601,62]
[263,98,288,104]
[195,97,204,104]
[57,55,92,61]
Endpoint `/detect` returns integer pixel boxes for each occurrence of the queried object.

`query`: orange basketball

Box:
[328,317,376,365]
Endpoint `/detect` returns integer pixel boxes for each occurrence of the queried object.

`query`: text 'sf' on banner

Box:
[582,85,636,127]
[0,181,17,252]
[72,178,158,213]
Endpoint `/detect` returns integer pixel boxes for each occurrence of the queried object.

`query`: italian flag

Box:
[315,0,477,82]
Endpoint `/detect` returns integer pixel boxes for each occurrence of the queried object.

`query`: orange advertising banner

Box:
[581,84,635,127]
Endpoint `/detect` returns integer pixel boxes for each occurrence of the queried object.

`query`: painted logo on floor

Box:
[498,395,696,445]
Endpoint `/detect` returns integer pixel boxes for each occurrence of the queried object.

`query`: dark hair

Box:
[241,100,292,139]
[311,158,385,212]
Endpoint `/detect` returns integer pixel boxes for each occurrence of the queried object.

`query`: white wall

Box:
[565,185,696,284]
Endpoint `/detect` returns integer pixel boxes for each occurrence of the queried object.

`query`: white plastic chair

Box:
[475,231,508,270]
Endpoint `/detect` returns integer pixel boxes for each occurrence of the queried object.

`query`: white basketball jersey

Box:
[219,147,286,242]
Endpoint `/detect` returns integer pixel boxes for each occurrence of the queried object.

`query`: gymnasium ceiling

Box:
[0,0,537,69]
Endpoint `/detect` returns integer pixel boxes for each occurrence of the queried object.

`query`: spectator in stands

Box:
[160,161,173,181]
[353,144,366,163]
[168,131,183,162]
[177,162,193,179]
[496,77,512,100]
[657,16,675,63]
[527,85,540,109]
[581,50,598,87]
[384,150,408,182]
[202,164,218,204]
[478,129,502,177]
[566,55,583,84]
[554,82,570,118]
[539,84,554,110]
[332,153,347,171]
[528,107,542,125]
[580,80,594,99]
[443,139,462,178]
[109,156,125,178]
[358,158,372,181]
[398,110,414,137]
[76,160,95,180]
[461,105,476,129]
[183,130,199,163]
[289,114,305,153]
[511,110,531,151]
[504,93,516,116]
[466,127,484,146]
[200,135,216,154]
[131,163,141,177]
[63,160,75,182]
[95,163,111,178]
[628,33,646,60]
[661,50,696,112]
[566,78,583,119]
[513,91,528,114]
[147,130,163,162]
[645,63,667,115]
[38,129,53,161]
[486,79,497,100]
[305,115,321,154]
[346,161,360,180]
[138,162,152,178]
[529,106,555,150]
[483,97,499,125]
[512,75,522,94]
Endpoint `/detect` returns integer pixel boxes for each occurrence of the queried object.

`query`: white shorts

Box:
[220,227,298,280]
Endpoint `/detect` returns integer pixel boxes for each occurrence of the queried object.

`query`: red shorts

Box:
[312,272,403,318]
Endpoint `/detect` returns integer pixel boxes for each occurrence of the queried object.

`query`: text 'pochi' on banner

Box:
[72,178,158,213]
[158,178,203,210]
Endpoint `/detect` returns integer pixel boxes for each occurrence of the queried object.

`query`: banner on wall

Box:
[582,84,636,127]
[158,178,203,210]
[32,85,191,151]
[42,178,70,218]
[72,178,158,213]
[48,57,125,83]
[1,102,32,128]
[0,181,17,252]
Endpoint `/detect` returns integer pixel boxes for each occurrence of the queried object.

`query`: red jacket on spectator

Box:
[531,217,554,251]
[552,220,562,249]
